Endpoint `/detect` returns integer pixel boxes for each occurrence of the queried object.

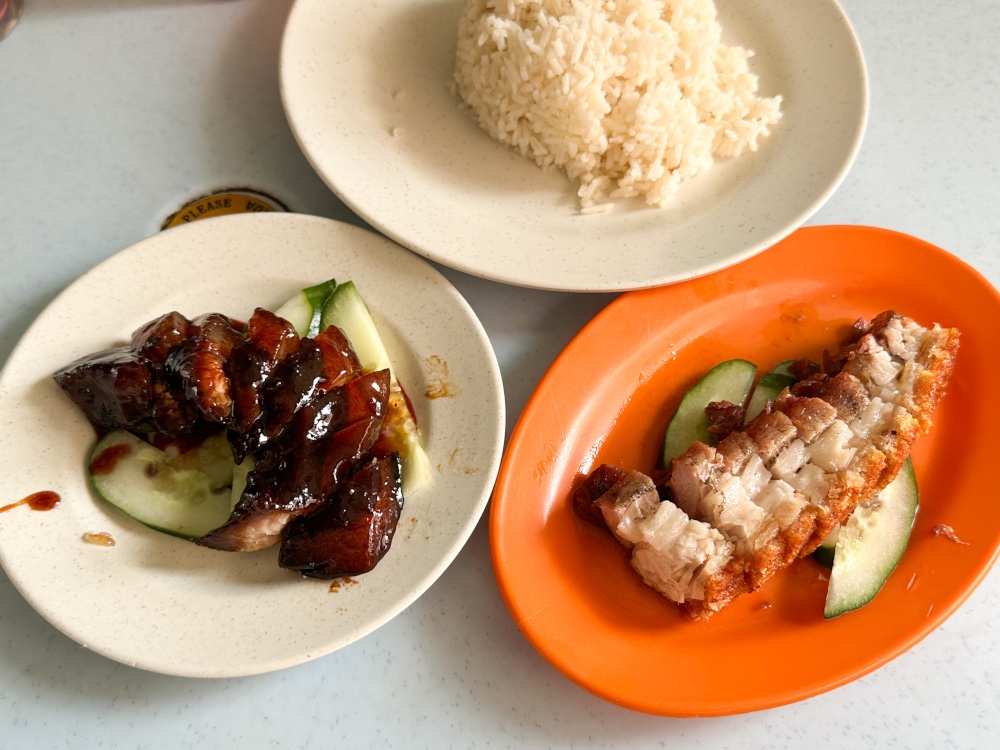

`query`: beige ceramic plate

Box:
[0,214,505,677]
[280,0,867,291]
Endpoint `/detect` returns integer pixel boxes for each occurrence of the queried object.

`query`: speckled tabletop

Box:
[1,0,998,747]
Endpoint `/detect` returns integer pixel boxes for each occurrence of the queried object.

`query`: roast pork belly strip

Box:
[576,311,959,620]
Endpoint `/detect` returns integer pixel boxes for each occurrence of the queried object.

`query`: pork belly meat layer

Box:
[55,311,243,436]
[279,454,404,579]
[575,470,733,604]
[576,311,959,620]
[197,369,391,552]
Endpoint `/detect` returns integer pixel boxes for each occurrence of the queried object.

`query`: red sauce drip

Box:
[89,442,132,475]
[27,491,60,510]
[0,491,61,514]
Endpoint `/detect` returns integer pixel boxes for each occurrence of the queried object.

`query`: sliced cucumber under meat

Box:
[661,359,757,465]
[824,458,919,618]
[744,360,798,423]
[88,430,239,540]
[273,278,338,337]
[320,281,393,375]
[160,431,236,490]
[321,281,432,492]
[812,525,840,569]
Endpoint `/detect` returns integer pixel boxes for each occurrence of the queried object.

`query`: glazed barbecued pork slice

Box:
[226,308,301,461]
[164,313,243,424]
[312,325,363,389]
[246,339,327,452]
[245,326,365,454]
[55,308,366,448]
[279,454,404,578]
[131,311,192,363]
[54,347,158,433]
[55,311,243,436]
[576,311,959,620]
[197,369,391,552]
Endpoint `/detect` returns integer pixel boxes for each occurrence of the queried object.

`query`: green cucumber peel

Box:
[320,281,393,376]
[824,459,919,618]
[302,279,339,337]
[320,281,432,492]
[745,360,797,423]
[88,430,238,541]
[273,278,338,337]
[812,527,840,568]
[661,359,757,466]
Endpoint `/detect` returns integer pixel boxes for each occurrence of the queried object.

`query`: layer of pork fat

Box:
[594,471,733,603]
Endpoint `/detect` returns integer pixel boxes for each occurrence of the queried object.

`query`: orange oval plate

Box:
[490,226,1000,716]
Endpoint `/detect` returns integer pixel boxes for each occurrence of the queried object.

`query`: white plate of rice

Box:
[281,0,867,292]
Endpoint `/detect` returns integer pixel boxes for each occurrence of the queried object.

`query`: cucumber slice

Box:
[321,281,432,492]
[770,361,797,379]
[159,431,235,490]
[745,360,797,423]
[812,525,840,569]
[230,455,253,509]
[88,430,238,540]
[381,393,433,491]
[824,459,919,618]
[273,278,338,337]
[661,359,757,465]
[320,281,392,374]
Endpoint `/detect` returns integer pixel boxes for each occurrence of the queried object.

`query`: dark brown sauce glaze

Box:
[250,340,327,453]
[57,306,413,561]
[279,454,403,579]
[54,348,157,432]
[313,326,362,390]
[0,491,61,514]
[58,311,249,439]
[227,309,302,462]
[89,443,133,475]
[197,370,391,553]
[132,311,192,363]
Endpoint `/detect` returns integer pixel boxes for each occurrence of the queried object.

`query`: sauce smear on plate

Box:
[0,491,61,514]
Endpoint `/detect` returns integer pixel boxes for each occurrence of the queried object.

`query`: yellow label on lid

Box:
[161,189,287,230]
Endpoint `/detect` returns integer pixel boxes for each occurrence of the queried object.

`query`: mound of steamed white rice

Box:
[453,0,782,213]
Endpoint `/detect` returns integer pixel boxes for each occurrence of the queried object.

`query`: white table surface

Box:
[1,0,998,747]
